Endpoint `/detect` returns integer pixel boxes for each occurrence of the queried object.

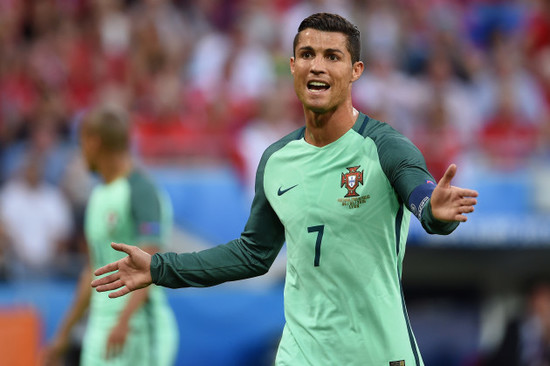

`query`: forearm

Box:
[150,168,286,289]
[151,237,282,288]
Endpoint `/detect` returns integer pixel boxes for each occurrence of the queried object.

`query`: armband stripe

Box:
[408,182,436,220]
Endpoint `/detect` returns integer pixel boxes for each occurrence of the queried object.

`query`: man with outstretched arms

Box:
[92,13,478,366]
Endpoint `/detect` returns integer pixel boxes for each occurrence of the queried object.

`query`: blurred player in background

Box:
[44,106,178,366]
[91,13,477,366]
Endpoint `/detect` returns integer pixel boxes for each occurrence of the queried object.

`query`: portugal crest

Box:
[341,166,364,197]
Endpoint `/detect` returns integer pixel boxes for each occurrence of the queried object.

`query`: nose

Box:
[310,56,326,75]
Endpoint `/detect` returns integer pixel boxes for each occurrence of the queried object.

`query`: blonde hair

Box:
[81,105,130,152]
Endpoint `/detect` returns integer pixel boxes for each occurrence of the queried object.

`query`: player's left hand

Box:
[105,321,130,359]
[431,164,478,222]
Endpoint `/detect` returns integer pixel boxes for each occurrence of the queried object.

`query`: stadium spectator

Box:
[416,49,481,148]
[472,36,545,128]
[236,80,301,199]
[524,0,550,59]
[478,87,539,170]
[358,1,402,63]
[187,17,275,106]
[0,0,546,177]
[353,51,421,138]
[413,96,462,181]
[0,153,73,280]
[524,0,550,115]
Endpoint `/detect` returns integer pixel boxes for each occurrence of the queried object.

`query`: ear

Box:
[91,135,102,151]
[351,61,364,82]
[83,133,101,153]
[290,57,295,76]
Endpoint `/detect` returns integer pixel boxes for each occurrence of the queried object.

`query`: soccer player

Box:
[91,13,478,366]
[44,106,178,366]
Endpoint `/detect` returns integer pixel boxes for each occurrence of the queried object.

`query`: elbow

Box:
[252,262,270,277]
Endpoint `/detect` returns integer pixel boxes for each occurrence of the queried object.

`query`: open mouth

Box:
[307,81,330,92]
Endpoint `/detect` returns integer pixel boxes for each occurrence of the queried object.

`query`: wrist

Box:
[408,182,436,220]
[149,253,160,284]
[421,201,459,235]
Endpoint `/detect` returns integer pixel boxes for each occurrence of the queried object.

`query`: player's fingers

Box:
[93,261,119,277]
[459,197,477,207]
[458,205,475,214]
[450,205,475,221]
[454,187,479,198]
[107,341,122,360]
[455,214,468,222]
[91,272,119,287]
[438,164,457,188]
[94,279,124,293]
[108,286,131,299]
[111,242,133,255]
[106,344,116,360]
[113,345,121,358]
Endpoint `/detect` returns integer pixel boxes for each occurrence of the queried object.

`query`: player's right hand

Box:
[91,242,153,298]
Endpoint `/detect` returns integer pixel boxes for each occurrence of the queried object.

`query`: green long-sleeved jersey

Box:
[151,113,457,366]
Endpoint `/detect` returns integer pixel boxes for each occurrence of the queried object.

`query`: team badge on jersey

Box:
[341,166,364,197]
[106,212,119,234]
[338,165,370,209]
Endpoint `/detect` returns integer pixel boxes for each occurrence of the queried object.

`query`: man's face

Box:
[290,29,363,114]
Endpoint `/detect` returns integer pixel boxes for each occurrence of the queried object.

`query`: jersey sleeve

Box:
[129,171,165,247]
[366,119,458,235]
[150,147,286,288]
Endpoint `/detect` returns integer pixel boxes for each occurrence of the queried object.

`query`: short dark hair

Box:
[293,13,361,64]
[82,105,130,152]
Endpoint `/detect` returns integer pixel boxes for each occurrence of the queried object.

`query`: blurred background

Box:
[0,0,549,365]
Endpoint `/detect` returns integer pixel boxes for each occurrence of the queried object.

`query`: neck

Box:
[98,152,133,184]
[303,104,359,147]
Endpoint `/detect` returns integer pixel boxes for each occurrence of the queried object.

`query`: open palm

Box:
[91,243,153,298]
[431,164,478,222]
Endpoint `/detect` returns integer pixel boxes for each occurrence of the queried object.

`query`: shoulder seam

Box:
[355,113,370,137]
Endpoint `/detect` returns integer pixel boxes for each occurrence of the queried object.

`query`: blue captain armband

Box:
[408,181,436,220]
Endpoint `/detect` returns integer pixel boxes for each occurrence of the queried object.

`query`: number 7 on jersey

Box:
[307,225,324,267]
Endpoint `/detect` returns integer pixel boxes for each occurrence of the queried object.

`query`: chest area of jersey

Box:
[264,138,395,225]
[85,183,133,243]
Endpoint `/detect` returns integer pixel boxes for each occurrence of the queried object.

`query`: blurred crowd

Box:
[0,0,549,276]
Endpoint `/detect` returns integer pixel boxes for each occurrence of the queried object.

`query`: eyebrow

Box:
[325,48,345,55]
[297,46,345,55]
[297,46,314,53]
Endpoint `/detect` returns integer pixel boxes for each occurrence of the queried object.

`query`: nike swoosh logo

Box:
[278,184,298,196]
